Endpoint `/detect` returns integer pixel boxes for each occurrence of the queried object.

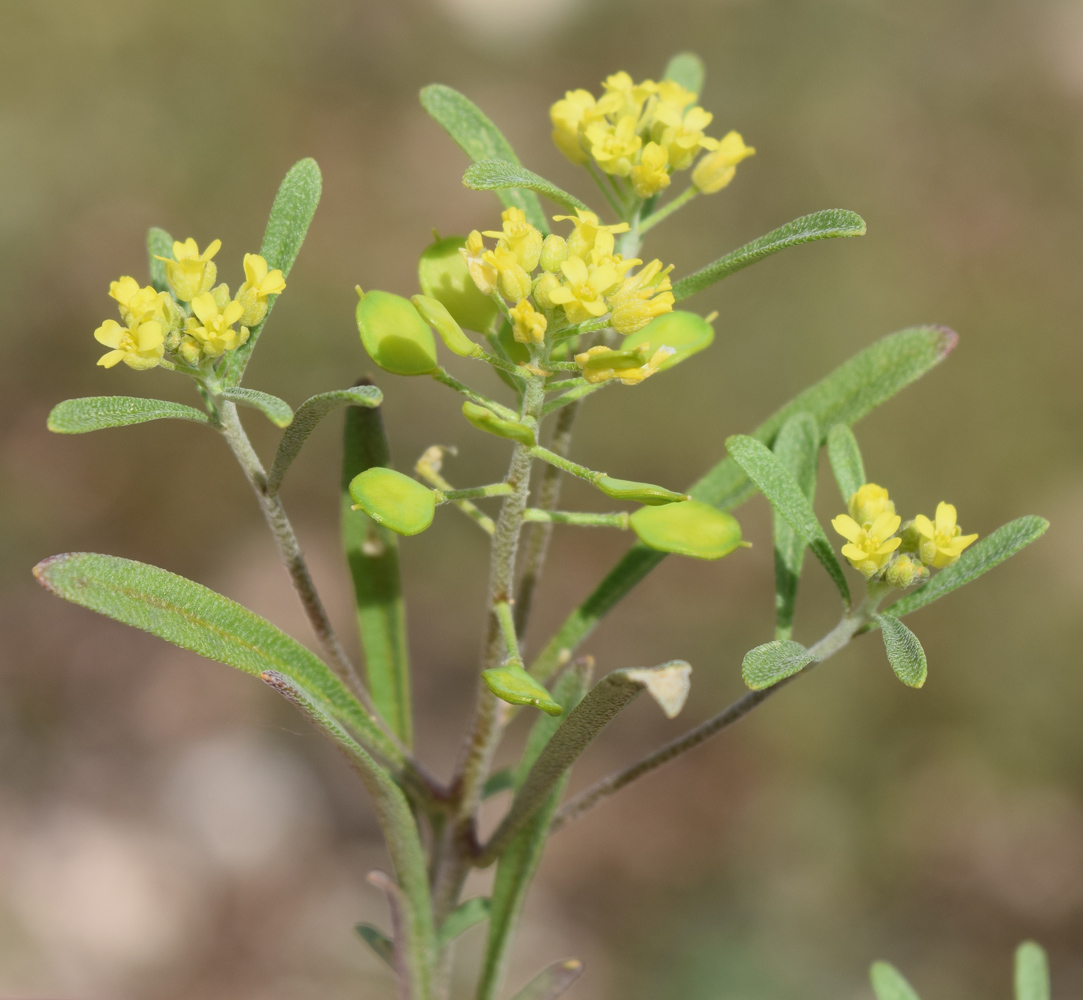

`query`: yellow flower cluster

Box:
[831,484,978,584]
[93,240,285,371]
[550,72,755,198]
[462,207,674,351]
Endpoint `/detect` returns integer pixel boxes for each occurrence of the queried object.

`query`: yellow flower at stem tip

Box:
[832,509,902,579]
[94,317,165,370]
[692,131,756,194]
[156,237,221,302]
[584,115,642,177]
[630,141,671,199]
[548,254,621,324]
[550,89,601,164]
[913,502,978,569]
[553,209,628,260]
[607,259,675,335]
[509,298,547,346]
[574,344,675,385]
[847,483,896,528]
[186,290,248,357]
[483,207,543,273]
[460,230,498,296]
[653,104,718,171]
[236,253,286,327]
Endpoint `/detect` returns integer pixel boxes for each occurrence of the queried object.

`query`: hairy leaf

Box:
[437,897,491,947]
[826,423,866,502]
[673,210,866,301]
[1015,942,1050,1000]
[463,159,588,213]
[420,84,547,232]
[663,52,705,96]
[146,227,173,293]
[508,960,584,1000]
[871,961,922,1000]
[219,387,294,428]
[772,413,819,638]
[876,614,927,688]
[742,639,817,691]
[355,923,393,967]
[47,396,214,434]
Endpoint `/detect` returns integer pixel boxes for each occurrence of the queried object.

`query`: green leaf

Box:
[224,158,323,385]
[367,869,435,1000]
[482,661,691,866]
[437,897,491,947]
[508,960,584,1000]
[267,386,382,494]
[727,434,850,606]
[147,227,173,293]
[884,516,1049,619]
[826,423,866,502]
[47,396,215,434]
[463,159,588,213]
[742,640,817,690]
[355,923,394,967]
[477,664,592,1000]
[1015,941,1050,1000]
[528,325,956,682]
[342,402,414,747]
[32,553,401,766]
[871,961,922,1000]
[483,767,516,798]
[419,84,547,232]
[663,52,705,97]
[876,614,927,688]
[218,387,294,428]
[673,210,866,302]
[772,413,819,638]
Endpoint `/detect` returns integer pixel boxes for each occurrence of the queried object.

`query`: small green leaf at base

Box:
[1015,941,1050,1000]
[483,663,562,716]
[48,396,214,434]
[355,923,394,967]
[438,897,491,947]
[876,614,927,688]
[870,961,922,1000]
[509,960,584,1000]
[630,501,743,559]
[463,159,588,213]
[826,423,866,502]
[742,640,817,690]
[218,387,294,428]
[349,468,435,536]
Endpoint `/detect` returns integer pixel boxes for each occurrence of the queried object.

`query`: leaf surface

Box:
[742,639,817,690]
[876,614,927,688]
[47,396,214,434]
[463,159,588,213]
[772,413,819,637]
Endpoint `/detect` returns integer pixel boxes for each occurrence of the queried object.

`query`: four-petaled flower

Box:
[186,289,248,357]
[157,238,221,302]
[913,502,978,569]
[236,253,286,327]
[832,508,903,579]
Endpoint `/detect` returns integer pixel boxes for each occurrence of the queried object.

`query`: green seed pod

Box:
[630,500,743,559]
[418,236,499,333]
[411,294,479,358]
[356,290,439,376]
[348,467,435,536]
[595,475,689,506]
[461,402,536,447]
[482,663,562,716]
[621,310,714,371]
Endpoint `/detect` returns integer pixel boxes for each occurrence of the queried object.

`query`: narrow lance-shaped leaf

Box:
[342,398,414,747]
[1015,942,1050,1000]
[663,52,705,96]
[477,663,592,1000]
[48,396,215,434]
[147,227,173,293]
[32,553,401,766]
[875,614,927,688]
[481,661,691,866]
[463,159,588,213]
[727,434,850,606]
[742,639,817,691]
[826,422,866,502]
[885,516,1049,619]
[225,157,323,384]
[870,961,922,1000]
[508,960,584,1000]
[368,869,433,1000]
[437,897,490,948]
[218,387,294,428]
[355,923,393,967]
[673,209,866,302]
[419,84,548,232]
[529,325,956,681]
[772,412,819,638]
[267,385,383,494]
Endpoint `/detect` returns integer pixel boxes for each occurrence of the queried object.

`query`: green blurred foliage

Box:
[1,0,1082,998]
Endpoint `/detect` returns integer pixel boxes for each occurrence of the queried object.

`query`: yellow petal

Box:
[96,349,127,368]
[831,514,863,543]
[913,514,935,539]
[93,319,124,349]
[190,292,217,324]
[870,512,901,540]
[935,502,957,535]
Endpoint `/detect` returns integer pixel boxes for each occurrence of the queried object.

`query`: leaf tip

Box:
[935,325,959,358]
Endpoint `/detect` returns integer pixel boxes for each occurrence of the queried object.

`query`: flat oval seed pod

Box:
[411,294,479,358]
[482,663,562,716]
[356,290,439,376]
[418,236,500,333]
[596,475,688,506]
[461,402,536,446]
[349,467,436,536]
[622,310,714,370]
[631,500,743,558]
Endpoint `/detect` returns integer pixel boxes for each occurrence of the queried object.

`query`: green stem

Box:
[437,483,514,502]
[416,450,495,535]
[522,509,629,529]
[638,185,698,234]
[432,369,520,422]
[530,444,603,485]
[587,161,625,220]
[494,600,521,663]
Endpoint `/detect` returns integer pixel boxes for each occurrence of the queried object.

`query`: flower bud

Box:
[539,234,568,273]
[692,131,755,194]
[411,294,480,358]
[885,554,929,589]
[531,272,562,311]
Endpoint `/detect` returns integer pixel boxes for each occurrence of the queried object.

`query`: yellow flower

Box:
[653,105,718,171]
[94,317,165,370]
[913,502,978,569]
[847,483,896,528]
[531,272,562,310]
[550,89,601,164]
[236,253,286,327]
[156,237,221,302]
[584,115,642,177]
[460,230,498,296]
[607,258,675,334]
[596,72,656,120]
[630,141,671,199]
[509,298,547,345]
[483,207,543,273]
[692,131,756,194]
[186,289,248,357]
[832,509,902,578]
[548,255,621,324]
[553,209,628,260]
[654,79,698,113]
[574,344,675,385]
[489,245,533,302]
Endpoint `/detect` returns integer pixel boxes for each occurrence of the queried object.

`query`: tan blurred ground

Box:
[1,0,1082,997]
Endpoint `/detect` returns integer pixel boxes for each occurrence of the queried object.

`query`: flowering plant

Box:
[35,54,1048,1000]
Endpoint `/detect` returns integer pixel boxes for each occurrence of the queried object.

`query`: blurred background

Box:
[2,0,1082,997]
